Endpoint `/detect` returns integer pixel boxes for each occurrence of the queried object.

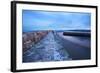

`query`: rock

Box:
[23,31,49,52]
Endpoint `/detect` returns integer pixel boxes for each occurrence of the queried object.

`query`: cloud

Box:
[22,10,91,32]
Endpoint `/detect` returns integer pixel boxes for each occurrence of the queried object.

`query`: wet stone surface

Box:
[23,32,71,62]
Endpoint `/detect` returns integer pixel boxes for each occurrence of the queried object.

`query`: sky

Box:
[22,10,91,32]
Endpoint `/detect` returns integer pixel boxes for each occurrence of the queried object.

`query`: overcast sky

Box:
[22,10,91,32]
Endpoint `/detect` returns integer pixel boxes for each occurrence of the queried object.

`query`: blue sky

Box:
[22,10,91,32]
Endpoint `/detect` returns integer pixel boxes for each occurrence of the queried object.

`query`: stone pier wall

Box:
[23,31,49,52]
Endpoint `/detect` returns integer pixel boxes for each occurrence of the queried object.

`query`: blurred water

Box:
[23,32,71,62]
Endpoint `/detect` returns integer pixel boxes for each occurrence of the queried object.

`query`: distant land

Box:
[63,30,91,37]
[23,29,91,33]
[67,30,91,32]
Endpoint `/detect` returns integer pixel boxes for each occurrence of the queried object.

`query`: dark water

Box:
[55,32,91,60]
[23,32,71,63]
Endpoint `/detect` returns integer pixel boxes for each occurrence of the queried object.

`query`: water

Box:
[23,31,71,62]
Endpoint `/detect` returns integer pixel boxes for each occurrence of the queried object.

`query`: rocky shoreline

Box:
[23,31,50,52]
